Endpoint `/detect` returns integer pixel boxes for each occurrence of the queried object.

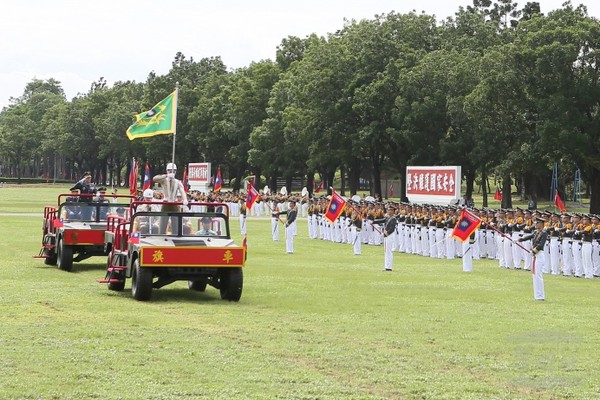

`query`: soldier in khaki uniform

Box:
[153,163,187,234]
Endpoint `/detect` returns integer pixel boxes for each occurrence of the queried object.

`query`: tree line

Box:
[0,1,599,213]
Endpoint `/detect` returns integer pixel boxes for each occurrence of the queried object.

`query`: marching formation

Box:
[240,191,600,280]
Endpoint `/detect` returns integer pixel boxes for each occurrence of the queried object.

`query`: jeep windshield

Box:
[131,212,230,238]
[58,201,130,222]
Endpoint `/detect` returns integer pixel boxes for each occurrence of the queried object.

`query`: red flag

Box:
[324,191,347,223]
[182,165,190,193]
[494,188,502,201]
[389,184,394,198]
[53,218,63,228]
[452,209,482,242]
[314,180,323,193]
[245,183,259,210]
[142,162,151,190]
[129,159,139,195]
[214,167,222,192]
[554,190,566,212]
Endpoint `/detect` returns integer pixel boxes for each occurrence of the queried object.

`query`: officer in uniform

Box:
[94,187,110,220]
[284,200,298,254]
[271,199,282,241]
[350,210,363,255]
[153,163,187,234]
[512,209,525,269]
[560,213,574,276]
[445,208,457,259]
[592,215,600,276]
[548,213,562,275]
[580,215,594,279]
[239,201,247,235]
[522,211,534,271]
[375,207,398,271]
[133,189,159,234]
[62,188,82,220]
[571,214,584,277]
[70,172,96,220]
[462,232,476,272]
[519,217,548,300]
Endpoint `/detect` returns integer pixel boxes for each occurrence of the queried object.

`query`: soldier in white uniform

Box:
[271,200,281,241]
[571,214,584,278]
[375,207,398,271]
[350,211,363,255]
[560,213,574,276]
[284,201,297,254]
[519,217,547,300]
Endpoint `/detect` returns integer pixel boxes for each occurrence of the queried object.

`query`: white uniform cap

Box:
[166,162,177,171]
[143,189,154,198]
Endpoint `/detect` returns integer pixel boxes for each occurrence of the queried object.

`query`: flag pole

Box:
[481,220,530,253]
[171,83,179,165]
[262,197,285,225]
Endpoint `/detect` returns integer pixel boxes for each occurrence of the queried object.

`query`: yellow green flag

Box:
[126,90,177,140]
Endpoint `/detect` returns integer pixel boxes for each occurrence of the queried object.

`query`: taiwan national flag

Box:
[452,209,482,242]
[324,191,347,223]
[53,218,63,228]
[142,162,151,190]
[128,232,140,245]
[214,167,222,192]
[245,183,259,210]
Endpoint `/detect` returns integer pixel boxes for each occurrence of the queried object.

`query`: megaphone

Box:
[280,186,288,196]
[263,185,270,195]
[301,187,308,197]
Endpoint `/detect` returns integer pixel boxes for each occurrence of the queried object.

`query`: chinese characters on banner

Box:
[405,166,461,205]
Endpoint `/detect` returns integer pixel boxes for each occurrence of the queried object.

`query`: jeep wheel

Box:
[107,255,125,291]
[131,259,152,301]
[219,268,243,301]
[188,280,207,292]
[44,249,57,265]
[43,237,57,266]
[57,237,73,272]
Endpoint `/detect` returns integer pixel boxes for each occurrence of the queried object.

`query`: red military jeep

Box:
[99,201,246,302]
[35,193,134,271]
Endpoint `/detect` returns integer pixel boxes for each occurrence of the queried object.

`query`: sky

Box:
[2,0,597,109]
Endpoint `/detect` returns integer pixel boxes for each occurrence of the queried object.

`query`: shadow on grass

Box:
[31,262,106,273]
[151,288,227,303]
[98,286,239,305]
[69,263,108,273]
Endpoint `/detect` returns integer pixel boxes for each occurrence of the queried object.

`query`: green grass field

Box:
[0,185,599,399]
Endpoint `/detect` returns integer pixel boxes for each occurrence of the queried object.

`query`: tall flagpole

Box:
[171,82,179,165]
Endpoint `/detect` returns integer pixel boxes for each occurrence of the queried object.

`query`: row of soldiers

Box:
[298,198,600,279]
[178,189,600,280]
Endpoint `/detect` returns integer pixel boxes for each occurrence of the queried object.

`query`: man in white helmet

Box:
[153,162,187,234]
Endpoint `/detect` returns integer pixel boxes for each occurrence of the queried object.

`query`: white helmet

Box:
[166,162,177,171]
[143,189,154,198]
